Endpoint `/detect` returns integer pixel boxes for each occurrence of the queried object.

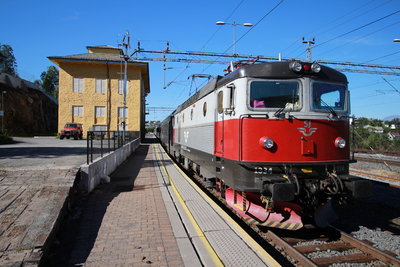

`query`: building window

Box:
[73,78,84,93]
[96,79,107,94]
[93,125,108,131]
[72,105,84,116]
[118,124,128,131]
[95,106,106,117]
[118,107,128,118]
[118,80,129,94]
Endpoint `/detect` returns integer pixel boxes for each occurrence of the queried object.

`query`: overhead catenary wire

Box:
[317,19,400,59]
[160,0,247,91]
[201,0,286,73]
[283,0,381,55]
[314,9,400,49]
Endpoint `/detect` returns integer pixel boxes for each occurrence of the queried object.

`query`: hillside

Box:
[0,73,57,136]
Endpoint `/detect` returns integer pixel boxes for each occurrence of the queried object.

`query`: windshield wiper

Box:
[274,106,286,118]
[317,98,337,118]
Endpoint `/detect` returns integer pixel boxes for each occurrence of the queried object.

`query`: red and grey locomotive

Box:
[157,61,370,230]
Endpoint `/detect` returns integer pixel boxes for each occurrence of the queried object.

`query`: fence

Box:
[86,131,140,164]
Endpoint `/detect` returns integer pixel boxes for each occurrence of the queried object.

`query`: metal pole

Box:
[101,131,103,157]
[122,31,130,145]
[87,132,89,164]
[1,91,5,133]
[233,22,237,56]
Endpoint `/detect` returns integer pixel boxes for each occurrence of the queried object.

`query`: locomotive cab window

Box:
[312,82,347,112]
[249,80,300,110]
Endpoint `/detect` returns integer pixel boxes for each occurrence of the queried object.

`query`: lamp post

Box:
[216,21,253,56]
[1,91,6,134]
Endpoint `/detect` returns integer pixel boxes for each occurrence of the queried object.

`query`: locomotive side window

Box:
[203,102,207,117]
[249,81,300,109]
[312,82,346,111]
[218,91,223,114]
[191,109,193,120]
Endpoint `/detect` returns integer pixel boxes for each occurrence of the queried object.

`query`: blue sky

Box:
[2,0,400,121]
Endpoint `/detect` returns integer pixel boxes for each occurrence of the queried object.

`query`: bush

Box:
[0,134,13,144]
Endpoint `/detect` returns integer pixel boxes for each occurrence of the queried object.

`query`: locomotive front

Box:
[215,61,370,229]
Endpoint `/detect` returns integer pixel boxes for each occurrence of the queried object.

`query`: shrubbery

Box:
[0,134,13,144]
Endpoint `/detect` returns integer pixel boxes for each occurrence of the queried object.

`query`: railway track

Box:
[190,172,400,266]
[355,156,400,167]
[350,167,400,188]
[262,226,400,266]
[169,149,399,266]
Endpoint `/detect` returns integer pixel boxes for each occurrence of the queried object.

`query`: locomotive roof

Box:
[174,61,347,114]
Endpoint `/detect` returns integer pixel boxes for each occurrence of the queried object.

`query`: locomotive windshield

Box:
[312,82,347,112]
[249,81,300,109]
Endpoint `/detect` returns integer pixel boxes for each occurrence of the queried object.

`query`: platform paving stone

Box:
[67,144,184,267]
[0,137,87,266]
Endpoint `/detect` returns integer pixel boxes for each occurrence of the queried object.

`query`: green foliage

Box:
[0,134,13,144]
[146,126,156,133]
[35,66,59,99]
[0,44,18,76]
[351,117,400,151]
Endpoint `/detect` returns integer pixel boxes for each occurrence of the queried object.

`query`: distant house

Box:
[49,45,150,139]
[390,124,400,129]
[364,125,384,134]
[388,132,400,141]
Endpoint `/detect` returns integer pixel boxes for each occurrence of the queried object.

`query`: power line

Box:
[365,50,400,63]
[283,0,380,55]
[132,46,400,76]
[314,9,400,49]
[199,0,246,51]
[223,0,285,54]
[201,0,286,73]
[317,19,400,59]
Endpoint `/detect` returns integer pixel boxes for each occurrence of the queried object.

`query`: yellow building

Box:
[49,45,150,138]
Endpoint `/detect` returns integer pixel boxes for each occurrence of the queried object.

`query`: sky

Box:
[2,0,400,121]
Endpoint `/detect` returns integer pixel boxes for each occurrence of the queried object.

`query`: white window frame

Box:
[73,78,84,93]
[93,125,108,131]
[96,79,107,94]
[95,106,106,117]
[118,80,129,95]
[72,105,84,116]
[118,124,128,131]
[118,107,128,118]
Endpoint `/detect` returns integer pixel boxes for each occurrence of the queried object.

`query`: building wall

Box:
[58,61,143,136]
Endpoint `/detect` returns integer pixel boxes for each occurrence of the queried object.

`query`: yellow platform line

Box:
[153,144,224,267]
[155,144,281,267]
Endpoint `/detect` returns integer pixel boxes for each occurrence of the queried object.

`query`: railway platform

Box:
[60,137,280,266]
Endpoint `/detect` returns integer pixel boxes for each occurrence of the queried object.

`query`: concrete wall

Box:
[79,138,140,193]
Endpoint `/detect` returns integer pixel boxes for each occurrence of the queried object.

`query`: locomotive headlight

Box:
[259,137,274,149]
[289,61,302,72]
[335,137,346,148]
[311,62,321,73]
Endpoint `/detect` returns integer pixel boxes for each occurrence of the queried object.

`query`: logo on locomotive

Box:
[297,120,318,137]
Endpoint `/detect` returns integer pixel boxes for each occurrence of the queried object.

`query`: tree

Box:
[0,44,18,76]
[35,66,59,99]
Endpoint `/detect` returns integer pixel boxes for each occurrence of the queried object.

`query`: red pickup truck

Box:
[60,123,83,140]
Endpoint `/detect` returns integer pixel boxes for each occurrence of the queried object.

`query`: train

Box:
[156,60,371,230]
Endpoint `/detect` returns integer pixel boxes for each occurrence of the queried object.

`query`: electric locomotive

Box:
[158,61,371,230]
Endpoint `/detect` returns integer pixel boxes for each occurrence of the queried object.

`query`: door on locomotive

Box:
[215,90,224,156]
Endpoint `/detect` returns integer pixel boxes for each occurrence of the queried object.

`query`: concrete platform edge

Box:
[80,138,140,193]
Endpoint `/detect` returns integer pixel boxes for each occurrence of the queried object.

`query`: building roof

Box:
[48,52,147,65]
[48,46,150,94]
